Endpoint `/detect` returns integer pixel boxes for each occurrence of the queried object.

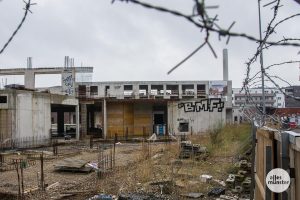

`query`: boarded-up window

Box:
[0,96,7,103]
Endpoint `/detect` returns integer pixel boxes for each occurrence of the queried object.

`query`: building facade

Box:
[284,86,300,108]
[77,80,232,138]
[0,88,79,148]
[232,87,285,123]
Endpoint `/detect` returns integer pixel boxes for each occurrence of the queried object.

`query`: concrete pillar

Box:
[194,84,197,98]
[148,84,151,98]
[179,84,182,99]
[80,103,87,139]
[24,71,35,89]
[223,49,229,81]
[76,105,80,140]
[133,83,139,99]
[205,82,209,97]
[163,84,167,98]
[103,99,107,138]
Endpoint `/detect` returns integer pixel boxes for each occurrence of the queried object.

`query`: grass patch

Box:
[188,123,251,157]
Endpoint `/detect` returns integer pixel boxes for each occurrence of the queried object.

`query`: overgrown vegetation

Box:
[208,121,223,146]
[95,123,252,198]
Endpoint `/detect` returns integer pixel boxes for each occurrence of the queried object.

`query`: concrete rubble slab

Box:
[180,192,204,199]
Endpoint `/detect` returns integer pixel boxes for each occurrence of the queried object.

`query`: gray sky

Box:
[0,0,299,88]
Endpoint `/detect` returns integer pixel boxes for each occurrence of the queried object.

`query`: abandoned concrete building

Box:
[78,80,232,138]
[0,55,232,146]
[0,62,92,147]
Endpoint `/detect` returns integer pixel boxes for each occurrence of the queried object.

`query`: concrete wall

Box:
[0,89,79,143]
[0,109,13,141]
[0,91,16,142]
[168,98,226,135]
[16,93,51,139]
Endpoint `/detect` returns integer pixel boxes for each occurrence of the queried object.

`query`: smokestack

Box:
[27,57,32,69]
[223,49,228,81]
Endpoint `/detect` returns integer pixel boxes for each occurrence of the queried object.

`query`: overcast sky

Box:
[0,0,299,88]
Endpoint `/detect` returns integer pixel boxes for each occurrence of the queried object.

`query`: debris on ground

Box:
[87,193,115,200]
[118,193,170,200]
[208,187,226,197]
[179,141,208,160]
[54,158,92,173]
[180,192,204,199]
[200,174,212,183]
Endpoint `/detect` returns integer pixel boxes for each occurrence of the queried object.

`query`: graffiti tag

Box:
[62,74,74,95]
[178,98,224,112]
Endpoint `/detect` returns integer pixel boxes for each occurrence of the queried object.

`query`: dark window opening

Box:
[0,96,7,103]
[105,86,110,96]
[90,86,98,95]
[154,114,164,125]
[78,85,86,97]
[124,85,133,90]
[179,123,189,132]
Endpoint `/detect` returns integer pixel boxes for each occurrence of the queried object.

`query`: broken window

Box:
[78,85,86,97]
[197,84,206,95]
[124,85,133,97]
[179,122,189,132]
[90,86,98,96]
[0,96,7,103]
[124,85,133,90]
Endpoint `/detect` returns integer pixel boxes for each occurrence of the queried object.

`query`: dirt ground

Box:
[0,142,161,199]
[0,124,252,200]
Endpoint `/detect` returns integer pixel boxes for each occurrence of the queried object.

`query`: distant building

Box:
[232,88,284,108]
[284,85,300,108]
[232,87,285,123]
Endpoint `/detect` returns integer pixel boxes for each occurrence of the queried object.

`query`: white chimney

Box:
[27,57,32,69]
[223,49,228,81]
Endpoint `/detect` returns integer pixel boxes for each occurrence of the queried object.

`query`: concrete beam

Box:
[0,67,93,75]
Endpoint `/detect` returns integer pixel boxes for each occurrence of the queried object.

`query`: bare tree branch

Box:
[0,0,36,55]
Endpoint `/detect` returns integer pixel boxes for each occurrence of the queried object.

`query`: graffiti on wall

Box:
[62,72,74,95]
[178,98,224,112]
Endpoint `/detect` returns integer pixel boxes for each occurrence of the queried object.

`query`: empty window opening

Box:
[182,84,194,95]
[0,96,7,103]
[179,123,189,132]
[78,85,86,97]
[90,86,98,96]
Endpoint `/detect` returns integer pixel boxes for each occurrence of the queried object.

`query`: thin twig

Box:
[0,0,35,55]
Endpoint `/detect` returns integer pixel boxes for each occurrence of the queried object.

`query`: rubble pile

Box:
[226,159,252,196]
[179,141,208,160]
